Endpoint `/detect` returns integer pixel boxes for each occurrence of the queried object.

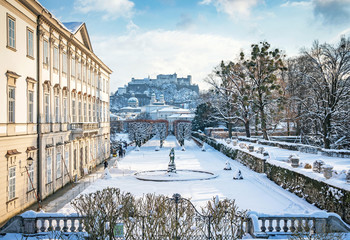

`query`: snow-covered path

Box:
[60,136,320,215]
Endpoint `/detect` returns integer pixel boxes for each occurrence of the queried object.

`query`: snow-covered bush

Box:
[174,120,192,146]
[152,120,168,148]
[128,120,153,147]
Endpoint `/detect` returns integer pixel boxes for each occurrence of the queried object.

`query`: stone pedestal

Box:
[248,145,254,152]
[290,156,300,168]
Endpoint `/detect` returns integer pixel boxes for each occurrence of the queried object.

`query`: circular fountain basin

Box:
[135,169,218,182]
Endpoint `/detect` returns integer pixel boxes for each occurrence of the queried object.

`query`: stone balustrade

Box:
[247,211,350,238]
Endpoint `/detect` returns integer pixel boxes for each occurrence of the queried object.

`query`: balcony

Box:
[70,122,99,139]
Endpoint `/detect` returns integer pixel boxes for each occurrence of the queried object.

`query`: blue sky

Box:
[38,0,350,92]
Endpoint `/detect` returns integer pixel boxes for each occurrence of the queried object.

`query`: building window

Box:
[27,28,34,57]
[73,149,77,170]
[62,52,67,73]
[77,61,81,79]
[93,103,96,122]
[47,155,52,183]
[9,167,16,200]
[56,153,61,178]
[72,99,76,122]
[28,90,34,123]
[53,47,59,70]
[83,65,86,82]
[27,164,34,191]
[88,103,91,122]
[78,101,82,122]
[88,67,91,84]
[8,87,15,123]
[84,102,87,122]
[71,58,75,77]
[63,98,67,123]
[7,15,16,49]
[45,94,50,123]
[43,40,49,65]
[55,96,59,122]
[64,151,69,174]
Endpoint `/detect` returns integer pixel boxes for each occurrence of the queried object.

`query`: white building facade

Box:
[0,0,112,224]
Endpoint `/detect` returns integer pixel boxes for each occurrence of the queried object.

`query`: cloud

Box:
[91,30,245,91]
[199,0,260,18]
[176,14,195,30]
[74,0,134,20]
[312,0,350,25]
[280,1,312,8]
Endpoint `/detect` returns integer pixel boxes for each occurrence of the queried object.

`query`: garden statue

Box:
[167,148,176,173]
[224,160,232,170]
[233,170,243,180]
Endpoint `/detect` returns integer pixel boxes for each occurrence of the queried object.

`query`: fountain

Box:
[134,148,218,182]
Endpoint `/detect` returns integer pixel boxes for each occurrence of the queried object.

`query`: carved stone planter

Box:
[290,156,300,168]
[232,140,238,146]
[323,165,333,179]
[248,145,254,152]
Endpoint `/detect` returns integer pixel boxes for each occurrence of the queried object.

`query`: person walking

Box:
[104,160,108,169]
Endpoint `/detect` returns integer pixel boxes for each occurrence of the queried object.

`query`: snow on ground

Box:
[59,135,320,216]
[216,139,350,191]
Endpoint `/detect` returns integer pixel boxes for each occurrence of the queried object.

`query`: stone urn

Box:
[290,155,300,168]
[257,147,264,154]
[262,151,269,160]
[323,165,333,179]
[248,145,254,152]
[232,140,238,146]
[239,143,246,149]
[225,138,231,144]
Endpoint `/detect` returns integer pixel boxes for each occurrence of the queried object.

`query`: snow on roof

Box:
[158,107,190,113]
[62,22,84,34]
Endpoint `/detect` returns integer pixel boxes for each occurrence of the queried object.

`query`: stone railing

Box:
[0,211,84,235]
[238,136,350,158]
[70,122,99,131]
[247,211,350,238]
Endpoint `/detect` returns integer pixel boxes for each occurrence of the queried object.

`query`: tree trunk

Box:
[260,108,268,140]
[227,122,233,138]
[255,115,259,136]
[244,120,251,138]
[323,114,331,149]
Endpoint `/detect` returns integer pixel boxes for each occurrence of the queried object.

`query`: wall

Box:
[193,133,350,225]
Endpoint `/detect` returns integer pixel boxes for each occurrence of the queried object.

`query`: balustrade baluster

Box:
[70,219,76,232]
[283,219,289,232]
[290,219,296,232]
[48,219,53,231]
[261,219,266,232]
[78,218,83,232]
[35,219,39,233]
[40,219,46,232]
[63,218,68,232]
[55,218,61,231]
[297,218,303,232]
[268,219,273,232]
[275,219,281,232]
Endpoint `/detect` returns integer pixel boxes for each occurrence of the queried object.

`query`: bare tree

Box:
[174,120,192,146]
[299,37,350,149]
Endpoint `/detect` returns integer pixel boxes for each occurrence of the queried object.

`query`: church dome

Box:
[128,94,139,107]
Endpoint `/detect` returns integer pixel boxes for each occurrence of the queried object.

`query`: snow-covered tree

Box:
[241,42,286,140]
[206,60,255,137]
[174,121,192,146]
[128,120,153,147]
[152,120,168,147]
[298,38,350,149]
